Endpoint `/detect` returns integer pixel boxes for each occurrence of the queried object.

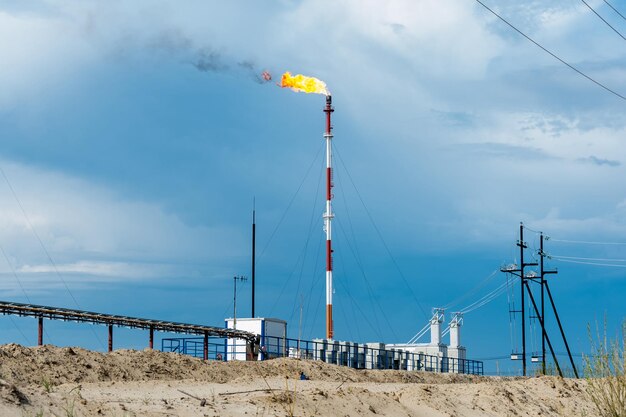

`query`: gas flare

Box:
[280,72,329,95]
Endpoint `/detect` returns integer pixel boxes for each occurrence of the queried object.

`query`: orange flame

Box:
[280,72,329,95]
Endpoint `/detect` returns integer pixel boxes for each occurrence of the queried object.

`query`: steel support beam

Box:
[0,300,256,343]
[38,317,43,346]
[108,324,113,352]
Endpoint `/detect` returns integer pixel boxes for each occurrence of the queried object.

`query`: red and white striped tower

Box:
[323,95,334,340]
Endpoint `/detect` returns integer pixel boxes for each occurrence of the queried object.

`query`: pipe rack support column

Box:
[203,331,208,361]
[108,325,113,352]
[38,317,43,346]
[149,326,154,350]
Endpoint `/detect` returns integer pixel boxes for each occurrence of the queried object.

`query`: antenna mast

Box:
[251,198,256,318]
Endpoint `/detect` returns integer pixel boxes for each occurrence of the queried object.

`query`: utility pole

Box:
[538,233,578,377]
[233,275,247,331]
[538,232,557,374]
[503,223,578,378]
[518,223,526,376]
[502,223,537,376]
[539,232,546,375]
[232,275,247,360]
[517,223,537,375]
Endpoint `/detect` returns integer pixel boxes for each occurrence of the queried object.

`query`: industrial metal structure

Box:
[0,84,489,378]
[163,311,483,375]
[0,300,258,360]
[501,223,578,377]
[387,309,467,370]
[323,95,335,340]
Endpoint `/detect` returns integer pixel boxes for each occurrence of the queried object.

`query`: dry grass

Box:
[584,319,626,417]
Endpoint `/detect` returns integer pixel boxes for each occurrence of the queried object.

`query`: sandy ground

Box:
[0,344,599,417]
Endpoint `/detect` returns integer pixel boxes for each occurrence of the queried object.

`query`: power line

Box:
[550,254,626,262]
[552,258,626,268]
[473,0,626,101]
[478,351,590,361]
[405,274,511,345]
[501,225,580,377]
[407,322,430,344]
[8,316,32,346]
[444,269,499,310]
[521,225,542,234]
[603,0,626,22]
[0,168,83,311]
[0,166,103,349]
[0,246,33,304]
[460,279,513,314]
[580,0,626,41]
[0,245,55,344]
[547,237,626,245]
[476,355,511,361]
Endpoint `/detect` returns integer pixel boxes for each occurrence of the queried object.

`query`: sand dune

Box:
[0,344,598,416]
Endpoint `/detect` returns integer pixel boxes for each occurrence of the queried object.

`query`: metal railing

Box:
[162,335,483,375]
[162,337,226,360]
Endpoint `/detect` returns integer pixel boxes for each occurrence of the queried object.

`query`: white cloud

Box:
[0,7,99,109]
[281,0,503,78]
[0,160,245,285]
[1,0,625,255]
[18,261,168,278]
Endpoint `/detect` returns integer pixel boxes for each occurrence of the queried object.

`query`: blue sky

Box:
[0,0,625,375]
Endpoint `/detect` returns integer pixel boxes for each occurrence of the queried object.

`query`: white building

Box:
[224,317,286,361]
